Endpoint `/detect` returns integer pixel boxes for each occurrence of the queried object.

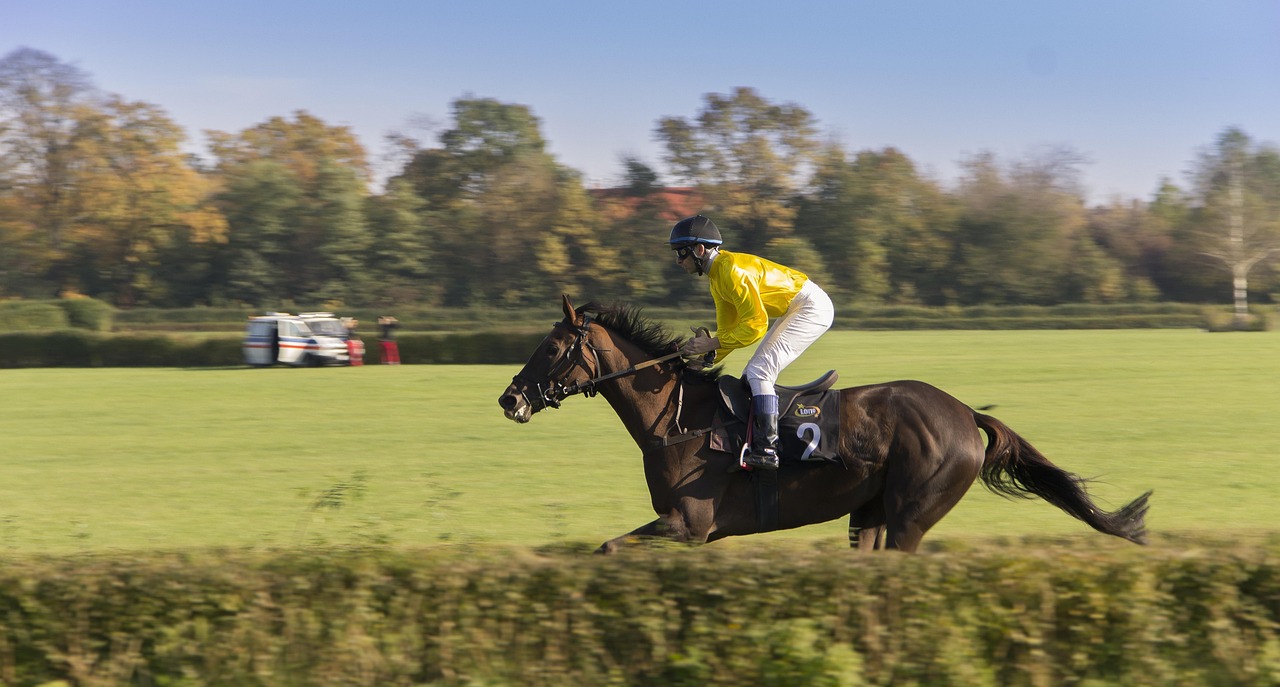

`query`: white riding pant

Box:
[743,280,835,398]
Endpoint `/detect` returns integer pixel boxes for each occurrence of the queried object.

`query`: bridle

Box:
[510,315,682,413]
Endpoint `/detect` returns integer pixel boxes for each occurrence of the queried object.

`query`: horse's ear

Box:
[561,294,576,322]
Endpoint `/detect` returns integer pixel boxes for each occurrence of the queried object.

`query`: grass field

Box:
[2,328,1278,555]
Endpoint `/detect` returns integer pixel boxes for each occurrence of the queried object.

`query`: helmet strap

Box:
[694,246,717,276]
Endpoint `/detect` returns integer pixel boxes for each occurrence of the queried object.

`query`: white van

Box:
[243,312,351,367]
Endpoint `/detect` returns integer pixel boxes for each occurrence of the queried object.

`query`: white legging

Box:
[743,280,835,398]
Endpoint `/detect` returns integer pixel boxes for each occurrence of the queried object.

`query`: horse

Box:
[498,295,1151,553]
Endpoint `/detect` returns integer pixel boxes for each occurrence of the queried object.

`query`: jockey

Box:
[668,215,835,470]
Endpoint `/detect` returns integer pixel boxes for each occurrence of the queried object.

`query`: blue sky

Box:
[6,0,1278,203]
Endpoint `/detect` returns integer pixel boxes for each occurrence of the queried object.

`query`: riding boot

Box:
[744,395,780,470]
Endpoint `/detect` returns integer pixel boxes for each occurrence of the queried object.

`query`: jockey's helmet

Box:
[667,215,723,247]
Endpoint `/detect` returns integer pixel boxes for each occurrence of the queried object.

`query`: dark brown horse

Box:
[498,296,1151,553]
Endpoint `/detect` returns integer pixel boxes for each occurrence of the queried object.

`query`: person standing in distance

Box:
[377,316,401,365]
[669,215,835,470]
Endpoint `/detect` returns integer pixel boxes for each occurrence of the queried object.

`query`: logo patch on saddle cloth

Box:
[778,391,841,463]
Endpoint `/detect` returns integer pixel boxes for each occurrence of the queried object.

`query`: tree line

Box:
[2,47,1278,314]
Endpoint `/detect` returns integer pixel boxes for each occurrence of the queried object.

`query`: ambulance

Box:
[243,312,351,366]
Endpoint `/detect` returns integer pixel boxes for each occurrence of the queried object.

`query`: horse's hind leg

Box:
[848,505,885,551]
[883,449,983,552]
[849,523,884,550]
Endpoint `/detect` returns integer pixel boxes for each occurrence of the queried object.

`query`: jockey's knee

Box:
[744,373,775,398]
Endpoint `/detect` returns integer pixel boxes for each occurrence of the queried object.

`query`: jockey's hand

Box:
[681,330,719,357]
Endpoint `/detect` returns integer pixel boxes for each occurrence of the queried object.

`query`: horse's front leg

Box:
[596,512,702,554]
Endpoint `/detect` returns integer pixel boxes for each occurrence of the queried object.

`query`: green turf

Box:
[2,328,1277,554]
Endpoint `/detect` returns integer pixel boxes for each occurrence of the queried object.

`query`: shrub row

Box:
[6,305,1279,368]
[1,544,1278,686]
[111,302,1276,334]
[0,332,242,368]
[0,297,116,332]
[0,331,549,368]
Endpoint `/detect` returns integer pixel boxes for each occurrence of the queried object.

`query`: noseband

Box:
[510,316,683,413]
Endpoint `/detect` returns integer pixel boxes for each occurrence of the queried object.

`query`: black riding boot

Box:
[745,410,780,470]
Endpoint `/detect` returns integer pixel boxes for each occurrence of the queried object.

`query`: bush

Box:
[0,301,70,332]
[1203,307,1271,332]
[56,297,116,331]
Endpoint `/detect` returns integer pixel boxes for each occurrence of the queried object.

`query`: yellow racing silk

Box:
[707,250,809,363]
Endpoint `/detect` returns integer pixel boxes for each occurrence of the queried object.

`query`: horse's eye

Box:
[545,344,558,359]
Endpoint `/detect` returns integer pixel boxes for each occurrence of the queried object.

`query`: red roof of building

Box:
[589,186,704,223]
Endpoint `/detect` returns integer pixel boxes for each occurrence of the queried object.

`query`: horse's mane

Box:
[577,302,720,382]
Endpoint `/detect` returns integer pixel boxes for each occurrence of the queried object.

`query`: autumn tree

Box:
[951,148,1109,304]
[207,111,370,305]
[393,96,614,306]
[64,96,226,305]
[1085,191,1174,304]
[656,87,820,256]
[0,49,226,304]
[795,144,951,303]
[0,47,98,294]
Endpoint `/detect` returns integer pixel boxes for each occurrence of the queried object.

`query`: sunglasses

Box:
[675,245,697,261]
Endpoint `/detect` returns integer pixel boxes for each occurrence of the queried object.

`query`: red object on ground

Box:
[380,340,400,364]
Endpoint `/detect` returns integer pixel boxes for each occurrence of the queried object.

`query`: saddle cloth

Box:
[709,371,843,465]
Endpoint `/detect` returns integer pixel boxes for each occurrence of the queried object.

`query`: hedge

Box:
[1,304,1273,368]
[0,332,242,368]
[1,543,1279,686]
[0,301,69,331]
[107,303,1258,335]
[0,331,548,368]
[0,298,115,332]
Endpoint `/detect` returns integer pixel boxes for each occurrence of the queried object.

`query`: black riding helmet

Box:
[667,215,723,247]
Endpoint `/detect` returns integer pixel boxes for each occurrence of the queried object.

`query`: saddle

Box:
[710,371,843,465]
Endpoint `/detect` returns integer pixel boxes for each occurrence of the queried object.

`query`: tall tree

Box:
[0,47,98,292]
[206,110,368,185]
[65,96,226,305]
[1086,191,1176,303]
[951,149,1092,305]
[656,87,819,254]
[795,144,952,303]
[214,159,301,305]
[208,112,370,305]
[396,96,548,209]
[1192,128,1280,324]
[363,178,436,305]
[392,96,610,306]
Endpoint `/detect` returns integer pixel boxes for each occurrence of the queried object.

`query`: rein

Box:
[561,350,684,398]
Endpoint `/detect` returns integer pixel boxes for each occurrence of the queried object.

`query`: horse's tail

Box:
[973,411,1151,545]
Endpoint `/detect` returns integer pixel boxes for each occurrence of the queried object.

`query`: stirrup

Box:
[743,450,780,471]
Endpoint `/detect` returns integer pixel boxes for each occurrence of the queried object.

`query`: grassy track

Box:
[2,329,1278,555]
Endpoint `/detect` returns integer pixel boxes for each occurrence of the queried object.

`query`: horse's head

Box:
[499,295,600,424]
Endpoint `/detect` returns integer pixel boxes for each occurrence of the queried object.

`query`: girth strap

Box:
[755,469,780,533]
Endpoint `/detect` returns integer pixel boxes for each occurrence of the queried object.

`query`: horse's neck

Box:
[591,332,702,449]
